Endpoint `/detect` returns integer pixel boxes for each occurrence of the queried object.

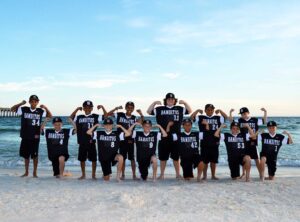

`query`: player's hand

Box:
[221,124,227,128]
[282,131,289,135]
[116,124,122,128]
[230,109,235,113]
[215,109,221,114]
[243,123,250,128]
[116,106,123,110]
[167,121,174,127]
[178,100,185,105]
[201,119,208,125]
[261,108,267,112]
[136,109,142,114]
[97,105,103,110]
[40,104,46,109]
[77,107,83,111]
[21,100,26,105]
[155,101,162,105]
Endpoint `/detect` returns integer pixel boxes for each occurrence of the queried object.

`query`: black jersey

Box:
[133,131,160,161]
[196,115,224,146]
[74,114,102,144]
[115,112,137,134]
[258,133,288,159]
[94,131,124,161]
[173,132,200,158]
[44,129,73,160]
[17,106,45,139]
[238,117,263,134]
[221,133,249,160]
[151,105,188,133]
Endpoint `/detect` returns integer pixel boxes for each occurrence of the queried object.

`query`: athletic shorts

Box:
[228,155,246,178]
[201,145,219,164]
[158,136,179,161]
[19,139,40,159]
[50,154,69,176]
[180,154,202,178]
[137,155,155,180]
[260,152,277,176]
[78,143,97,162]
[245,144,259,159]
[119,138,135,161]
[99,154,118,176]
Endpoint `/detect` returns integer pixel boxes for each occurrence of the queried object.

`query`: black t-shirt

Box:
[238,117,263,146]
[133,131,161,161]
[173,132,200,159]
[258,133,288,159]
[94,131,124,161]
[115,112,137,135]
[150,105,188,133]
[18,106,45,139]
[74,114,102,144]
[220,133,249,160]
[44,129,74,160]
[196,115,224,147]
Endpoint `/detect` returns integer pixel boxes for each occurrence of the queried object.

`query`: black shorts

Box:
[201,145,219,164]
[100,154,118,176]
[78,143,97,162]
[260,153,277,176]
[137,155,155,180]
[19,139,40,159]
[245,144,259,159]
[50,154,69,176]
[228,156,246,178]
[119,138,135,161]
[158,136,179,161]
[180,154,202,178]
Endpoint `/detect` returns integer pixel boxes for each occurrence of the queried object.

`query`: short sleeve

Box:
[220,134,225,142]
[199,132,203,140]
[98,115,103,122]
[282,136,288,145]
[182,107,188,115]
[114,113,118,119]
[119,132,125,141]
[69,129,76,136]
[93,132,97,140]
[172,133,178,141]
[257,135,262,142]
[157,133,162,141]
[220,116,225,124]
[257,119,263,126]
[245,133,250,141]
[73,115,78,122]
[150,108,157,116]
[132,130,136,139]
[17,107,23,115]
[42,109,46,117]
[41,128,46,136]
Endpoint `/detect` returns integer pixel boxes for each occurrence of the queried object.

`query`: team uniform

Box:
[74,114,102,162]
[150,105,188,161]
[173,132,202,178]
[220,133,250,178]
[132,131,161,180]
[114,112,137,161]
[195,115,224,164]
[43,128,75,176]
[258,133,289,176]
[17,106,46,159]
[238,117,264,159]
[93,131,124,176]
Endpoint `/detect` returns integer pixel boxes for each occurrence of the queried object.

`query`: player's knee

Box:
[59,156,65,162]
[116,154,124,164]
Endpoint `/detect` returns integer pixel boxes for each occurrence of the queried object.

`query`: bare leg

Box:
[151,156,157,182]
[78,161,86,179]
[58,156,65,178]
[197,162,204,182]
[173,160,182,179]
[33,158,38,178]
[255,159,260,175]
[260,157,266,181]
[131,160,137,180]
[158,160,166,180]
[116,154,124,182]
[21,158,30,177]
[202,163,208,180]
[92,161,97,179]
[243,155,251,182]
[121,160,126,179]
[211,163,219,180]
[240,165,246,179]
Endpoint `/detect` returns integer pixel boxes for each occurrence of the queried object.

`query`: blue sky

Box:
[0,0,300,116]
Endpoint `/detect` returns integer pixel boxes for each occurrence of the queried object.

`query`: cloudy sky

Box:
[0,0,299,116]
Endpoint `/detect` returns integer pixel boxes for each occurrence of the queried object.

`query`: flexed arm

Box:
[105,105,123,118]
[228,109,235,122]
[70,107,82,120]
[117,124,131,137]
[87,123,100,136]
[154,124,168,137]
[179,100,192,114]
[190,109,203,120]
[261,108,267,124]
[283,131,293,144]
[147,101,161,115]
[97,105,108,117]
[214,124,226,138]
[40,105,52,118]
[11,100,26,112]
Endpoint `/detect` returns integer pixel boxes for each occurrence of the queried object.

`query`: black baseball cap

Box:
[165,93,176,99]
[267,121,277,127]
[205,104,215,110]
[125,101,135,107]
[103,118,113,125]
[83,100,93,107]
[182,118,193,125]
[231,121,240,128]
[52,117,63,124]
[239,107,249,114]
[29,95,39,101]
[143,119,152,125]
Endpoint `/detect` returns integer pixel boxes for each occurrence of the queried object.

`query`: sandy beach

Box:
[0,166,299,222]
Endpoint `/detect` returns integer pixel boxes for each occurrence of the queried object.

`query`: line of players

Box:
[11,93,293,182]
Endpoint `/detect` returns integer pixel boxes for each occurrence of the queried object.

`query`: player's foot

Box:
[133,175,139,180]
[63,171,72,177]
[239,174,246,179]
[21,172,29,177]
[78,175,86,180]
[211,176,219,180]
[197,177,204,183]
[92,176,97,180]
[176,175,183,180]
[33,172,38,178]
[245,178,251,182]
[153,177,157,182]
[158,175,165,180]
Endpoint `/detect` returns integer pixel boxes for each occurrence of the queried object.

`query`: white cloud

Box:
[163,72,181,79]
[126,18,149,28]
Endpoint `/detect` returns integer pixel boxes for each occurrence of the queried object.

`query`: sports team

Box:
[10,93,293,182]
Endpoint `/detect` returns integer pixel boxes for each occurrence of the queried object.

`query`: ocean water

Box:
[0,116,299,168]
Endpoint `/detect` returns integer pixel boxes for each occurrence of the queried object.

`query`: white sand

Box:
[0,166,300,222]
